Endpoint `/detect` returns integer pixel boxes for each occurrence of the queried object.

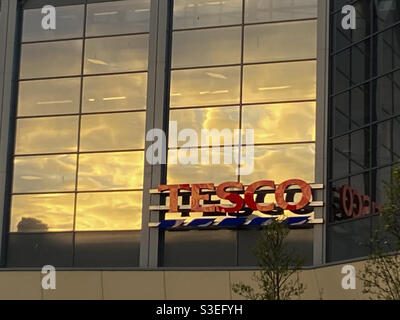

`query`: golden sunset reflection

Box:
[78,151,144,191]
[15,116,79,154]
[10,194,74,232]
[172,27,241,68]
[169,106,240,147]
[82,73,147,113]
[75,191,142,231]
[18,78,80,116]
[167,147,238,184]
[244,20,316,63]
[243,61,316,103]
[11,1,320,235]
[170,66,241,107]
[240,144,316,185]
[13,155,77,193]
[173,0,242,29]
[242,102,316,144]
[20,40,83,79]
[80,112,145,151]
[84,35,148,74]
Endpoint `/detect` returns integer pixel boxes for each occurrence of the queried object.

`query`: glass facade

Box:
[164,0,317,267]
[0,0,325,268]
[328,0,400,261]
[7,0,150,267]
[168,0,317,185]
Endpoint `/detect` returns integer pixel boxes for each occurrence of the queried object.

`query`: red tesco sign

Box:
[158,179,312,214]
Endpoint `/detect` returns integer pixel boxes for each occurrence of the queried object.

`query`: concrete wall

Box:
[0,260,376,300]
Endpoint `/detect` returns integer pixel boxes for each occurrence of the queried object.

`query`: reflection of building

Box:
[0,0,398,299]
[17,217,48,232]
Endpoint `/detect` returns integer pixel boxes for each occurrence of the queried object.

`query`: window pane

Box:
[86,0,150,36]
[169,106,239,148]
[13,155,77,193]
[82,73,147,112]
[76,191,142,231]
[170,66,240,107]
[15,116,79,155]
[18,78,81,116]
[242,102,316,144]
[172,27,241,68]
[240,144,315,184]
[375,119,399,167]
[173,0,242,29]
[78,151,144,190]
[245,0,318,23]
[20,40,82,79]
[167,147,238,184]
[331,92,350,136]
[84,35,148,74]
[244,20,316,63]
[243,61,316,103]
[10,194,74,232]
[22,5,84,42]
[80,112,145,151]
[350,128,370,174]
[331,135,349,180]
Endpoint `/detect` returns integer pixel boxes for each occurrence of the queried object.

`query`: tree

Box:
[232,220,306,300]
[359,165,400,300]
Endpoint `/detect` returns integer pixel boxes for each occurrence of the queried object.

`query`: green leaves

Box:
[232,220,306,300]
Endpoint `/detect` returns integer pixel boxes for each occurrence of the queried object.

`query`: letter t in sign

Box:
[158,184,191,213]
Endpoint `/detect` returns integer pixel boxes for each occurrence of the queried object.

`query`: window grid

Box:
[10,1,150,234]
[168,0,317,186]
[328,1,400,227]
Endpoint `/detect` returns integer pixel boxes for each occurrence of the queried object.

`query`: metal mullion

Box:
[13,147,146,157]
[170,99,317,111]
[167,140,316,151]
[329,159,400,183]
[170,58,317,71]
[0,0,20,266]
[172,17,317,33]
[330,64,400,98]
[21,31,150,45]
[19,69,148,82]
[237,0,245,185]
[16,108,147,119]
[12,188,144,196]
[71,2,87,266]
[330,20,400,57]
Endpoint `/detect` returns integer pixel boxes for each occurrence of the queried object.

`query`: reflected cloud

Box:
[84,35,148,74]
[169,106,240,148]
[80,112,145,151]
[78,151,144,190]
[167,147,238,184]
[10,193,74,232]
[173,0,242,29]
[240,144,316,184]
[76,191,142,231]
[18,78,80,116]
[243,61,316,103]
[86,0,150,36]
[172,27,241,68]
[244,20,316,63]
[242,102,316,144]
[245,0,318,23]
[13,155,77,193]
[15,116,79,154]
[82,73,147,112]
[20,40,82,79]
[170,66,240,107]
